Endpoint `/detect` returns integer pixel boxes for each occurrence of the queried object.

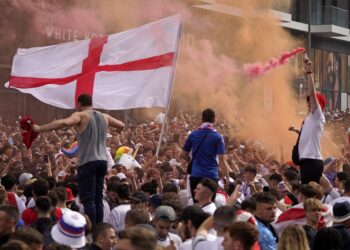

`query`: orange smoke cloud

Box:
[5,0,341,158]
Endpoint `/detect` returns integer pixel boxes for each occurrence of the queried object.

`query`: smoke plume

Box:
[2,0,341,158]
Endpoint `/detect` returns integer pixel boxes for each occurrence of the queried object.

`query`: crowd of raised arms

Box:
[0,105,350,250]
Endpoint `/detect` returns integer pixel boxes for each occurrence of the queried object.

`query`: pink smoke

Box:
[243,47,305,80]
[9,0,105,39]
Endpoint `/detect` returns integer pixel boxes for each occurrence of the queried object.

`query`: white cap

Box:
[19,173,33,187]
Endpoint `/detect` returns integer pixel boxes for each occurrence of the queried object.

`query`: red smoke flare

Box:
[243,47,305,80]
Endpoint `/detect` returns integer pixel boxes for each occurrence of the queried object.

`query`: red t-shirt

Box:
[21,207,62,225]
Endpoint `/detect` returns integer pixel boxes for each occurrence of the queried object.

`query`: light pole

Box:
[308,0,312,53]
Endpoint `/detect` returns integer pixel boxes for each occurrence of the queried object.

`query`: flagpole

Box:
[156,13,184,157]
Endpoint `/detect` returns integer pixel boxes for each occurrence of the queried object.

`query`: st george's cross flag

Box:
[273,202,333,235]
[5,14,183,110]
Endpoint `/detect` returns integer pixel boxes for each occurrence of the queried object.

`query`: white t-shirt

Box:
[60,207,73,215]
[157,232,182,249]
[201,202,217,215]
[298,106,325,160]
[322,188,341,204]
[195,235,223,250]
[27,197,35,208]
[13,193,26,214]
[179,239,192,250]
[214,192,227,208]
[180,234,217,250]
[108,204,131,232]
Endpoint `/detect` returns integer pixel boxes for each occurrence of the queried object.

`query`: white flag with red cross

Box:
[5,14,183,110]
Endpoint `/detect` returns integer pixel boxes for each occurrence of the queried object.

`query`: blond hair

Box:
[304,198,323,212]
[308,182,324,200]
[278,224,310,250]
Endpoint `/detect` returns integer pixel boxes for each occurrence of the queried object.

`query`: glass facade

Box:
[311,5,348,27]
[311,48,350,111]
[286,0,350,111]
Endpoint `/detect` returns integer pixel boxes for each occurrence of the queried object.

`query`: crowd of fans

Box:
[0,110,350,250]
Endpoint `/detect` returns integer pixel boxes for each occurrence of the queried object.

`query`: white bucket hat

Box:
[51,211,86,248]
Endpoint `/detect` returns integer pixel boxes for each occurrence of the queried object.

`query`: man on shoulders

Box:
[182,108,230,202]
[32,94,125,228]
[292,54,326,184]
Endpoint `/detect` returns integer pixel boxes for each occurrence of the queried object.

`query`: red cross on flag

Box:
[5,14,183,110]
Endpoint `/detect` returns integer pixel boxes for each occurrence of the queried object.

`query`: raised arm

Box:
[104,114,125,132]
[219,154,233,174]
[33,112,81,132]
[304,53,319,112]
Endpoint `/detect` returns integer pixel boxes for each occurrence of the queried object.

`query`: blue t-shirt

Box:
[183,129,225,179]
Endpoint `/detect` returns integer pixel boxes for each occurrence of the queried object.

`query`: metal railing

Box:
[312,6,348,28]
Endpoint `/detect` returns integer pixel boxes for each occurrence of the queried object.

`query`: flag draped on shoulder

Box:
[273,203,333,235]
[6,14,183,110]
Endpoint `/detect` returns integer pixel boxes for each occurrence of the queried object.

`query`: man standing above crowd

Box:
[32,94,125,228]
[182,108,231,201]
[290,54,326,184]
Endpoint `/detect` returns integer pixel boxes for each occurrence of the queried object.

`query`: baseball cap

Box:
[19,173,33,187]
[155,205,176,222]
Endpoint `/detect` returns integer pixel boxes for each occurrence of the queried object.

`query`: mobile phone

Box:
[44,155,49,163]
[278,181,286,192]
